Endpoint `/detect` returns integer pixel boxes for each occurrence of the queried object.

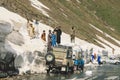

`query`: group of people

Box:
[27,19,76,51]
[91,53,102,65]
[47,26,62,51]
[39,26,62,51]
[73,50,85,72]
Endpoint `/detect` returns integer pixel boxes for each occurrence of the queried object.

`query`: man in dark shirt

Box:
[54,26,62,45]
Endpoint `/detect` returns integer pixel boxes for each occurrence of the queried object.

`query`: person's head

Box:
[30,23,33,26]
[49,30,51,33]
[54,27,58,29]
[72,26,74,29]
[53,31,56,35]
[43,30,45,33]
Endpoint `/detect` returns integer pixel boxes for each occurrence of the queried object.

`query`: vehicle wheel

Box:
[45,53,55,63]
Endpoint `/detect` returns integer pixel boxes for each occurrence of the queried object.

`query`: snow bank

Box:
[0,7,47,74]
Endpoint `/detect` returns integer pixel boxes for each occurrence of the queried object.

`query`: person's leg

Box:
[81,65,84,72]
[71,37,72,43]
[52,41,54,47]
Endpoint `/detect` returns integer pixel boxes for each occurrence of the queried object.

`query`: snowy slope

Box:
[29,0,120,55]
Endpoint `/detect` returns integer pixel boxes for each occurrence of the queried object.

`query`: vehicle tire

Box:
[45,53,55,63]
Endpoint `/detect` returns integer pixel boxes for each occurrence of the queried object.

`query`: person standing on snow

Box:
[34,20,39,38]
[70,26,75,43]
[41,30,46,41]
[27,20,32,36]
[28,23,35,39]
[54,26,62,45]
[51,31,57,47]
[47,30,52,51]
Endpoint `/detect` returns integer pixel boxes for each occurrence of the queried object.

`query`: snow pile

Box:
[0,7,47,74]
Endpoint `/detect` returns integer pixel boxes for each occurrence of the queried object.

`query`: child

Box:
[51,31,57,47]
[41,30,46,41]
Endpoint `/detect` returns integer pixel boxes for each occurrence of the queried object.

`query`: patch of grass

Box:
[87,0,120,33]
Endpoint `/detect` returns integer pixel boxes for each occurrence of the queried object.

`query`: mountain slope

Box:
[0,0,120,49]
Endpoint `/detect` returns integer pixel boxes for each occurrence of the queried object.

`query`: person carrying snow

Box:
[51,31,57,47]
[41,30,46,41]
[70,26,75,43]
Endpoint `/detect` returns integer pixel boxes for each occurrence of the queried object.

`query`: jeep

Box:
[45,45,74,73]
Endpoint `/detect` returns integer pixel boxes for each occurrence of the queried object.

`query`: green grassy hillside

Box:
[0,0,120,48]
